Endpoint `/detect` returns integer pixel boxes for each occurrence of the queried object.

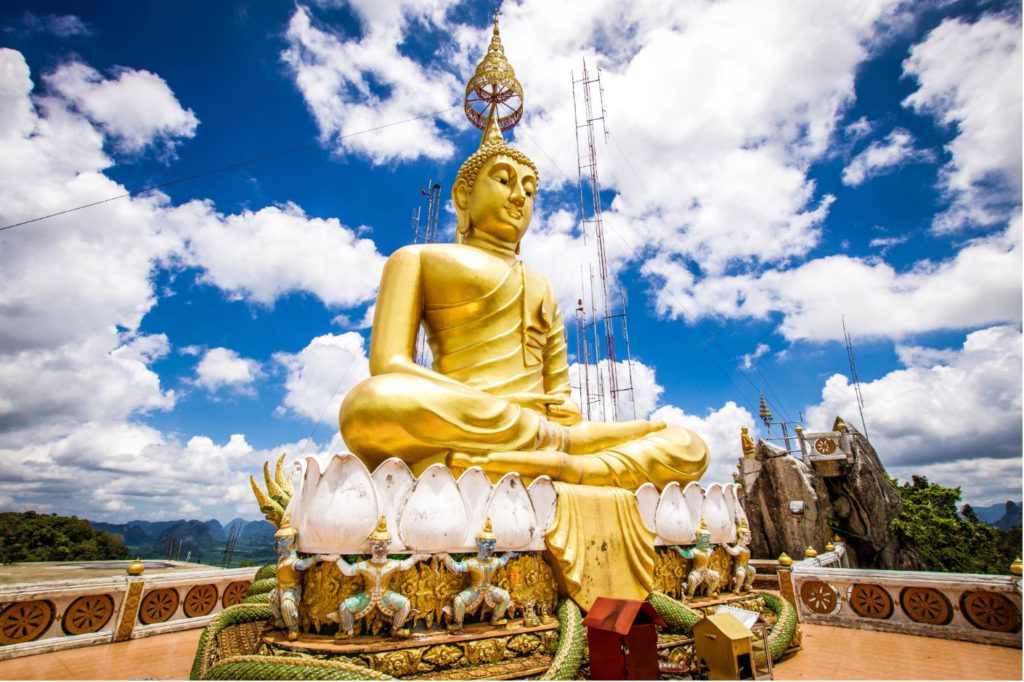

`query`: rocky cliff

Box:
[742,418,925,569]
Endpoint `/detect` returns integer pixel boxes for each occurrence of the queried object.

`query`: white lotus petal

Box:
[371,458,415,551]
[292,456,321,543]
[654,482,695,544]
[458,467,493,549]
[726,483,748,527]
[296,454,379,554]
[399,464,468,552]
[702,483,734,544]
[282,459,305,523]
[634,482,659,535]
[683,481,705,538]
[485,473,536,550]
[526,476,557,550]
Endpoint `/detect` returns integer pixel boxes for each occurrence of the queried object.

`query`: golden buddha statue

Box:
[337,15,710,608]
[339,16,707,492]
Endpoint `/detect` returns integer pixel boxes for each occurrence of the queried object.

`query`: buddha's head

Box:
[453,115,538,253]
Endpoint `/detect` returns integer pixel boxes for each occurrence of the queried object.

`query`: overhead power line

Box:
[0,106,460,233]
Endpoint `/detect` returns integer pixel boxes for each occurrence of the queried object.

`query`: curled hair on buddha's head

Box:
[455,139,539,193]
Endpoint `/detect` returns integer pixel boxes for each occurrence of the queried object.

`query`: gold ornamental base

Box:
[260,619,558,680]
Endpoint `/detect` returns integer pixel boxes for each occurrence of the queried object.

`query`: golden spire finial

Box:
[368,515,391,542]
[464,10,524,134]
[758,393,773,428]
[477,517,497,541]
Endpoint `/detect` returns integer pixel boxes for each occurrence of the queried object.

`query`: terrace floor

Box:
[0,623,1019,680]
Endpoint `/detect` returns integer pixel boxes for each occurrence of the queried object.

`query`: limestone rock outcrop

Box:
[740,417,925,569]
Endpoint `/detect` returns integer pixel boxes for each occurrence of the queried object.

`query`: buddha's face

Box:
[456,154,536,246]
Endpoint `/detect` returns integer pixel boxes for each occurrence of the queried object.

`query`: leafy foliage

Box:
[0,511,130,564]
[890,476,1021,574]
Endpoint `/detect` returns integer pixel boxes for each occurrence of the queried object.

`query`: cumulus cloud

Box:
[281,3,462,163]
[645,215,1021,342]
[568,359,663,422]
[842,128,933,186]
[0,424,317,521]
[903,14,1022,232]
[46,61,198,155]
[804,324,1022,503]
[173,201,386,308]
[274,333,371,424]
[0,47,389,520]
[193,347,261,393]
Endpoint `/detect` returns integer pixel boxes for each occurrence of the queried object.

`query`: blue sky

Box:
[0,0,1020,522]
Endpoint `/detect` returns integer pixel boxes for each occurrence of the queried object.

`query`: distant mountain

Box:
[205,519,227,543]
[971,501,1022,529]
[239,520,275,546]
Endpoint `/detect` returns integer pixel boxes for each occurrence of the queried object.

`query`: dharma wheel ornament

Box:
[464,10,524,132]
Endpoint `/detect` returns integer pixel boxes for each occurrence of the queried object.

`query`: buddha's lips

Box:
[505,206,522,219]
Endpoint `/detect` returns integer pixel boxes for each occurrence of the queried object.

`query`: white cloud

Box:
[644,215,1021,342]
[46,61,198,154]
[0,48,389,522]
[274,333,371,424]
[193,347,261,393]
[903,14,1022,232]
[332,304,376,330]
[569,359,663,422]
[498,0,910,275]
[804,324,1022,503]
[174,201,386,308]
[842,128,933,186]
[741,343,771,370]
[651,401,757,486]
[0,423,317,521]
[281,3,462,163]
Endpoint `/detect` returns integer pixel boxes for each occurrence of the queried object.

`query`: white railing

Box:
[0,563,257,661]
[786,559,1022,647]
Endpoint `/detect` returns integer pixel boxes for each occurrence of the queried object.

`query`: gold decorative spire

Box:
[477,517,497,541]
[464,9,524,134]
[369,515,391,542]
[758,393,773,429]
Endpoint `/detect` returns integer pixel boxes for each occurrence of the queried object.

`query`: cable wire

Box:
[0,105,460,233]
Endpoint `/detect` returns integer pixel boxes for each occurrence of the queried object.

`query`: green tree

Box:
[0,511,131,564]
[890,476,1019,574]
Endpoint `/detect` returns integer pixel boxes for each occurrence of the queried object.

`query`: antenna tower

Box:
[843,316,870,440]
[221,520,241,568]
[411,179,442,367]
[572,59,636,420]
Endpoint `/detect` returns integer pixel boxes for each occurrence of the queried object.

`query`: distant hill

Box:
[971,501,1022,530]
[87,517,275,567]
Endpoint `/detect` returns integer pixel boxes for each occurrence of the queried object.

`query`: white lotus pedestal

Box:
[263,453,751,678]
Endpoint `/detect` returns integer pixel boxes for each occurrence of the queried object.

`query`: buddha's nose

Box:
[509,186,526,206]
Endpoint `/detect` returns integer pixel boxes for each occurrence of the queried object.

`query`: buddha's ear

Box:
[452,179,470,240]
